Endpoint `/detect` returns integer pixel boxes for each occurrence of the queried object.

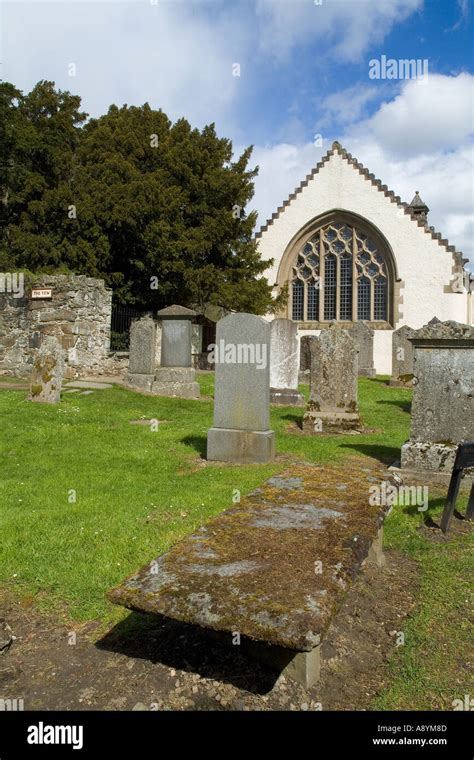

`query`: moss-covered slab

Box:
[108,460,388,651]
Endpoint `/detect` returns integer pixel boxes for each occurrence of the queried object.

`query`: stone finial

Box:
[331,141,342,151]
[408,191,429,222]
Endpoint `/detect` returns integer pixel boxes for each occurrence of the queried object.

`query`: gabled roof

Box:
[255,141,466,268]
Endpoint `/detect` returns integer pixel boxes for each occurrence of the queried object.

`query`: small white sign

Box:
[31,288,53,300]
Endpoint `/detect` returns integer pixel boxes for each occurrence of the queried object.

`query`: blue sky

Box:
[1,0,473,261]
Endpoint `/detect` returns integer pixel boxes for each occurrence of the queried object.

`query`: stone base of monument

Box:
[125,373,155,392]
[302,409,362,434]
[151,367,200,399]
[270,387,305,406]
[207,428,275,463]
[401,440,459,474]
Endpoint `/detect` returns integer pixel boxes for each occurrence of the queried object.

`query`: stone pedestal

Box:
[303,326,361,433]
[400,319,474,475]
[207,313,275,463]
[153,305,200,399]
[269,319,304,406]
[207,428,275,463]
[152,367,199,399]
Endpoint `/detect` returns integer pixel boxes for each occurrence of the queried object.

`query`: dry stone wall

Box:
[0,275,112,378]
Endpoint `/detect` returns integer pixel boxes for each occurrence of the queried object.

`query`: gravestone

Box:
[347,321,375,377]
[28,336,64,404]
[270,319,304,406]
[390,325,415,386]
[126,315,157,391]
[303,325,361,433]
[401,319,474,475]
[152,305,200,398]
[207,313,275,462]
[298,335,312,384]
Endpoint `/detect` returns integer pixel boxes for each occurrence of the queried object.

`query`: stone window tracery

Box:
[291,222,389,323]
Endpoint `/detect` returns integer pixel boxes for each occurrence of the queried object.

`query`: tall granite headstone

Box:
[303,325,361,433]
[152,305,200,398]
[401,319,474,475]
[347,321,375,377]
[390,325,415,387]
[126,315,157,391]
[270,319,304,406]
[28,336,65,404]
[207,313,275,463]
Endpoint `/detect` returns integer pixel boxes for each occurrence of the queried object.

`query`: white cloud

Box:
[255,0,422,62]
[356,73,474,156]
[251,73,474,265]
[1,0,247,132]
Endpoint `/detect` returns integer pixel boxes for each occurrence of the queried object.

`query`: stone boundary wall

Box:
[0,275,112,378]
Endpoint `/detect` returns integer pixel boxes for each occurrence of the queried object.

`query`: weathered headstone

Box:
[152,305,200,398]
[28,336,64,404]
[303,325,361,433]
[347,321,375,377]
[207,313,275,462]
[390,325,415,386]
[298,335,312,384]
[270,319,304,406]
[401,319,474,475]
[126,315,157,391]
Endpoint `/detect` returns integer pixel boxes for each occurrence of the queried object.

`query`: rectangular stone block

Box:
[207,428,275,463]
[151,366,199,398]
[126,373,155,392]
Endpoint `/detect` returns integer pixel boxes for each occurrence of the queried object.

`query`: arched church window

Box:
[290,221,389,323]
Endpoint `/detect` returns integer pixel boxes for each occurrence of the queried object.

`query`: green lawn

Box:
[0,374,471,709]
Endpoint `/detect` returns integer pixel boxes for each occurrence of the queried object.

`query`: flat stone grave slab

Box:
[65,381,113,390]
[109,458,388,686]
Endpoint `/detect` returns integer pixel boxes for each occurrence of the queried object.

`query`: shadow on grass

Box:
[378,398,412,414]
[279,412,303,429]
[97,611,279,694]
[181,434,207,458]
[339,443,400,465]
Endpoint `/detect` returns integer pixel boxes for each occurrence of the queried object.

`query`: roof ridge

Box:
[254,141,466,267]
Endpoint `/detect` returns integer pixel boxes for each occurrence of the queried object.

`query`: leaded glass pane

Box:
[324,255,336,320]
[307,278,320,321]
[292,279,304,320]
[374,276,387,320]
[357,277,370,320]
[340,257,353,320]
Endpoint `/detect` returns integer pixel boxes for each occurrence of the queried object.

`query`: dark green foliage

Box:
[0,81,283,314]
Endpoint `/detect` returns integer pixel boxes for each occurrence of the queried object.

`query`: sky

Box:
[1,0,473,263]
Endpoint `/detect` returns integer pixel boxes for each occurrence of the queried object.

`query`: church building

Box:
[256,141,471,374]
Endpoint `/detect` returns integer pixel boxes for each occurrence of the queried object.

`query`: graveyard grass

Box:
[0,374,472,711]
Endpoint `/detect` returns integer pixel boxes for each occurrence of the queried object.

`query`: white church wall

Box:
[257,150,468,375]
